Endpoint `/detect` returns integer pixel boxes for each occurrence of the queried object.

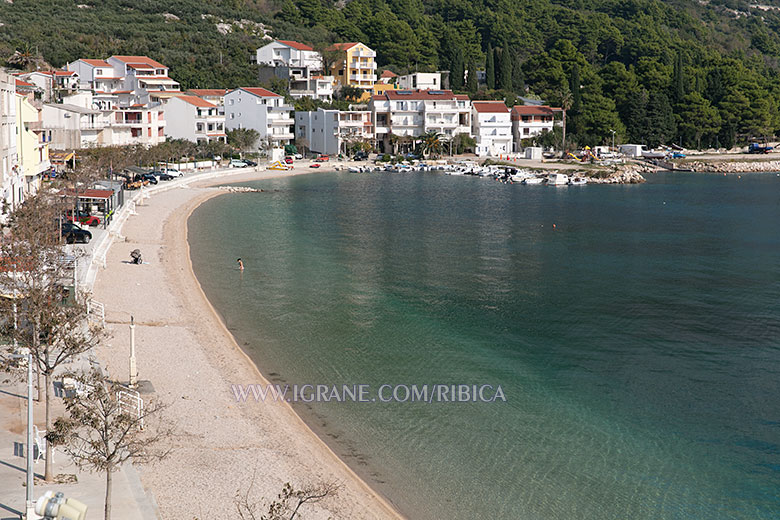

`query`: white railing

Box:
[117,389,144,430]
[86,299,106,327]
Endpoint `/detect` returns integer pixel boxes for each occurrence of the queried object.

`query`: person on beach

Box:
[237,258,244,270]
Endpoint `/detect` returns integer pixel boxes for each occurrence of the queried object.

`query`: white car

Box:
[230,159,248,168]
[163,168,182,177]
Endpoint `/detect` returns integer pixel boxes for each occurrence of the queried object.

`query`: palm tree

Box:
[420,131,442,158]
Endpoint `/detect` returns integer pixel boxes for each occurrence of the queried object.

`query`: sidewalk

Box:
[0,165,248,520]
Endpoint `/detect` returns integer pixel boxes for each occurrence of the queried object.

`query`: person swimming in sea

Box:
[237,258,244,270]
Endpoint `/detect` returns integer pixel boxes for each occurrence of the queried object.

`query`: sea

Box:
[188,170,780,519]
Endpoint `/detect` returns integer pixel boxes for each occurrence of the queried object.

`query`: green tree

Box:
[227,128,260,154]
[485,43,495,90]
[466,59,478,94]
[499,45,512,92]
[677,92,721,149]
[450,50,465,90]
[672,51,685,104]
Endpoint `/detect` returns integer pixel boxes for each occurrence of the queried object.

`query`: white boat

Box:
[522,177,544,185]
[570,177,588,185]
[547,173,569,185]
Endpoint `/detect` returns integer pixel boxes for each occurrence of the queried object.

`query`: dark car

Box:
[152,171,174,181]
[60,221,92,244]
[141,173,158,185]
[243,159,257,167]
[354,151,369,161]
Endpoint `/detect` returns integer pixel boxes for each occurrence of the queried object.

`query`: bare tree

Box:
[236,472,341,520]
[51,370,172,520]
[0,192,105,482]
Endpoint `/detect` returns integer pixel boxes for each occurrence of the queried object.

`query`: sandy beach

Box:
[92,165,402,519]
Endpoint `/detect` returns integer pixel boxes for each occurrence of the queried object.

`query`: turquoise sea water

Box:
[188,171,780,519]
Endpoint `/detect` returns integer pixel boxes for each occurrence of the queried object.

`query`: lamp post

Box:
[609,129,616,152]
[129,316,137,388]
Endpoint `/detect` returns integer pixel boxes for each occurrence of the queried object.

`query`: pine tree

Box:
[512,56,524,94]
[486,44,495,90]
[570,63,581,113]
[466,58,478,93]
[672,51,685,104]
[493,46,501,89]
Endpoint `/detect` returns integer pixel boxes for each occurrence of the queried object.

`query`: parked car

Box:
[155,172,175,181]
[141,173,158,185]
[60,221,92,244]
[284,156,294,164]
[243,160,257,167]
[162,168,182,177]
[230,159,248,168]
[315,155,329,162]
[294,153,303,160]
[65,209,100,227]
[354,151,369,161]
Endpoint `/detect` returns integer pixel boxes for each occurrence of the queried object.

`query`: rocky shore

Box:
[683,159,780,173]
[583,163,648,184]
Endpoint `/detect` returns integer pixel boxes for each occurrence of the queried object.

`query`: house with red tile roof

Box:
[471,101,512,156]
[327,42,376,90]
[165,95,226,144]
[510,105,561,150]
[369,90,472,153]
[224,88,294,149]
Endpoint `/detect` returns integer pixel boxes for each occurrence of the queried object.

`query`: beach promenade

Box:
[0,163,401,519]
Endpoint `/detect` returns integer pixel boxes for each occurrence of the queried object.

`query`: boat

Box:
[268,160,291,171]
[570,177,587,185]
[547,173,569,185]
[309,163,321,168]
[522,177,544,185]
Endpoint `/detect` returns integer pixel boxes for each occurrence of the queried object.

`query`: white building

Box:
[256,40,334,101]
[471,101,512,157]
[224,87,294,149]
[186,89,228,112]
[0,71,22,216]
[511,105,559,150]
[16,70,79,102]
[370,90,471,153]
[165,95,226,144]
[295,108,373,155]
[106,55,181,103]
[397,72,442,91]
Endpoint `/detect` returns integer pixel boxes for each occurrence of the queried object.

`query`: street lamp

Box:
[129,316,137,388]
[609,129,616,152]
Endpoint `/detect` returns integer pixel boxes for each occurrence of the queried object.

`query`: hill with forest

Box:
[2,0,780,148]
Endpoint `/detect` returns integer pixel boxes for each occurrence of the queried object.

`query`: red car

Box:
[284,156,294,164]
[315,155,329,162]
[66,209,100,227]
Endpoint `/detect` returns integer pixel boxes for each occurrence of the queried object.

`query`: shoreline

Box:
[92,164,403,519]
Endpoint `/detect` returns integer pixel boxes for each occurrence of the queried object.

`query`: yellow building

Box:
[16,94,50,195]
[327,42,377,90]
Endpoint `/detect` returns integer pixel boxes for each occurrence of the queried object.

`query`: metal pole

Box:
[26,350,34,518]
[129,316,137,388]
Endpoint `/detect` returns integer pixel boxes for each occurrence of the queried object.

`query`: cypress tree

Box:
[486,44,495,90]
[493,46,501,89]
[466,58,478,93]
[450,51,464,90]
[500,46,512,91]
[570,63,581,113]
[672,51,685,104]
[512,56,524,94]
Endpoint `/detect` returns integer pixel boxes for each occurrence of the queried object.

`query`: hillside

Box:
[2,0,780,148]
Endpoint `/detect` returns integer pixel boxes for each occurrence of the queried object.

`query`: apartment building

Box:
[0,71,21,216]
[295,108,373,155]
[165,95,226,144]
[16,70,78,102]
[471,101,512,157]
[186,89,228,111]
[16,93,50,195]
[370,90,471,153]
[256,40,334,100]
[224,87,294,149]
[328,42,377,90]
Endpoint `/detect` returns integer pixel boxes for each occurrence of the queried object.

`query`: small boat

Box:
[547,173,569,185]
[570,177,587,185]
[309,163,321,168]
[522,177,544,185]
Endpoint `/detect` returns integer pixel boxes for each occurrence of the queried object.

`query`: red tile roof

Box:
[472,101,509,113]
[380,70,397,78]
[187,89,227,97]
[328,42,360,51]
[80,59,112,67]
[111,55,167,69]
[175,95,217,108]
[15,79,35,88]
[454,94,470,100]
[236,87,281,98]
[278,40,313,51]
[511,105,558,119]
